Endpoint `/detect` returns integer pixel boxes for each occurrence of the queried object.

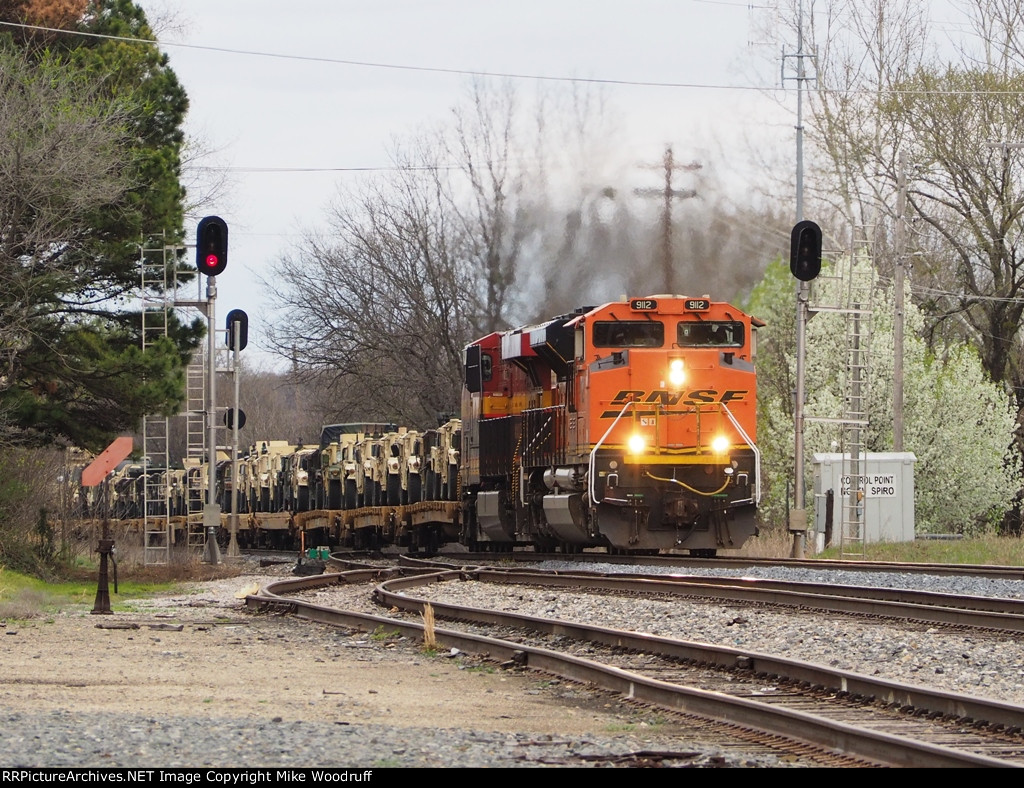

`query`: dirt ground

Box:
[0,571,669,736]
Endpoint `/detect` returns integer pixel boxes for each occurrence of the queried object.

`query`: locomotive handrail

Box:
[721,402,761,504]
[588,399,635,505]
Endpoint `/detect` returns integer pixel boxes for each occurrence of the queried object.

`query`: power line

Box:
[1,19,1017,98]
[0,20,760,92]
[201,165,455,173]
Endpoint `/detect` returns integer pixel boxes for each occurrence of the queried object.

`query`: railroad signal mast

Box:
[139,216,246,565]
[195,215,229,565]
[789,219,822,559]
[225,307,248,557]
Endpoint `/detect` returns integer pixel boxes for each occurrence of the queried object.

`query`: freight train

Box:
[77,294,763,556]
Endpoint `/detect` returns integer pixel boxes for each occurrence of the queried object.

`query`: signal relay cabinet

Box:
[812,453,917,543]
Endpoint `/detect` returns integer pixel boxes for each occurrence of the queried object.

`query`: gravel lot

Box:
[6,556,1022,769]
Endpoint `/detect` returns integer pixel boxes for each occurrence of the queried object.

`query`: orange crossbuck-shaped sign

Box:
[81,436,134,487]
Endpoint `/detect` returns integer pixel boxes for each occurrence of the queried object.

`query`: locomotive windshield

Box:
[593,321,664,348]
[677,321,744,348]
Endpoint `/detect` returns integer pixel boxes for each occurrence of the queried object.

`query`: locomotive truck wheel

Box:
[532,537,558,553]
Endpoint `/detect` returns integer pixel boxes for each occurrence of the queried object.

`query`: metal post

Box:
[227,321,241,558]
[202,276,221,564]
[790,0,809,559]
[894,151,907,451]
[91,519,114,615]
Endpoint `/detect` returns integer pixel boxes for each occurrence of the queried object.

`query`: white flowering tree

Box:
[748,256,1021,536]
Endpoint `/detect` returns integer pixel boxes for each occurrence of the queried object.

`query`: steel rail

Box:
[249,571,1022,768]
[375,570,1024,731]
[404,561,1024,631]
[453,550,1024,580]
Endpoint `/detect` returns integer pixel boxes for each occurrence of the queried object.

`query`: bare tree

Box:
[263,79,627,426]
[262,136,472,427]
[748,0,1024,531]
[235,363,327,448]
[265,77,791,429]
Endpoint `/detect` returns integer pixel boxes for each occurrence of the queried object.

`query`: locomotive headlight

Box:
[711,435,730,454]
[628,433,646,454]
[667,357,686,387]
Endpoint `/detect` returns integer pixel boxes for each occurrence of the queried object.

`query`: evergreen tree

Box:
[0,0,201,450]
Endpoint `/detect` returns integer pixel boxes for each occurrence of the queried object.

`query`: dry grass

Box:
[61,539,249,585]
[0,586,60,620]
[732,526,796,558]
[422,602,436,650]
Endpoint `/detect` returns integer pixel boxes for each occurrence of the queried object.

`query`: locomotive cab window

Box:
[593,321,664,348]
[677,321,744,348]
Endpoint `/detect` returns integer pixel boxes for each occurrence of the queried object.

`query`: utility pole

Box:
[893,151,907,451]
[635,145,700,294]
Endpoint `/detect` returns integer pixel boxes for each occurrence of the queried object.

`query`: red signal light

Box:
[196,216,228,276]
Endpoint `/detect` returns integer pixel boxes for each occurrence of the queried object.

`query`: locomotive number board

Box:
[685,298,710,310]
[630,298,658,310]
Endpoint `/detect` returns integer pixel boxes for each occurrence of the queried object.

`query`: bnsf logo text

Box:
[610,389,749,405]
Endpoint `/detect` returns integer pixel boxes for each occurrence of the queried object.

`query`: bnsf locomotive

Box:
[79,294,762,556]
[461,293,762,555]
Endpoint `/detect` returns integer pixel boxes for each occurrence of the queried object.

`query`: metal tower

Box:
[139,240,173,565]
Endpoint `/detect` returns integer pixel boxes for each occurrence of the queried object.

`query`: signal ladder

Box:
[806,256,874,559]
[837,264,873,559]
[139,241,173,565]
[185,354,207,549]
[139,238,212,558]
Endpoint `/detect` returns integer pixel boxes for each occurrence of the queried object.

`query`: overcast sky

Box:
[134,0,817,368]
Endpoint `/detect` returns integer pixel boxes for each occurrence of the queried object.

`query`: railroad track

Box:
[404,560,1024,632]
[247,565,1024,767]
[440,549,1024,581]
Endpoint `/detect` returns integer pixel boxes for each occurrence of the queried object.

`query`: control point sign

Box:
[81,437,133,487]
